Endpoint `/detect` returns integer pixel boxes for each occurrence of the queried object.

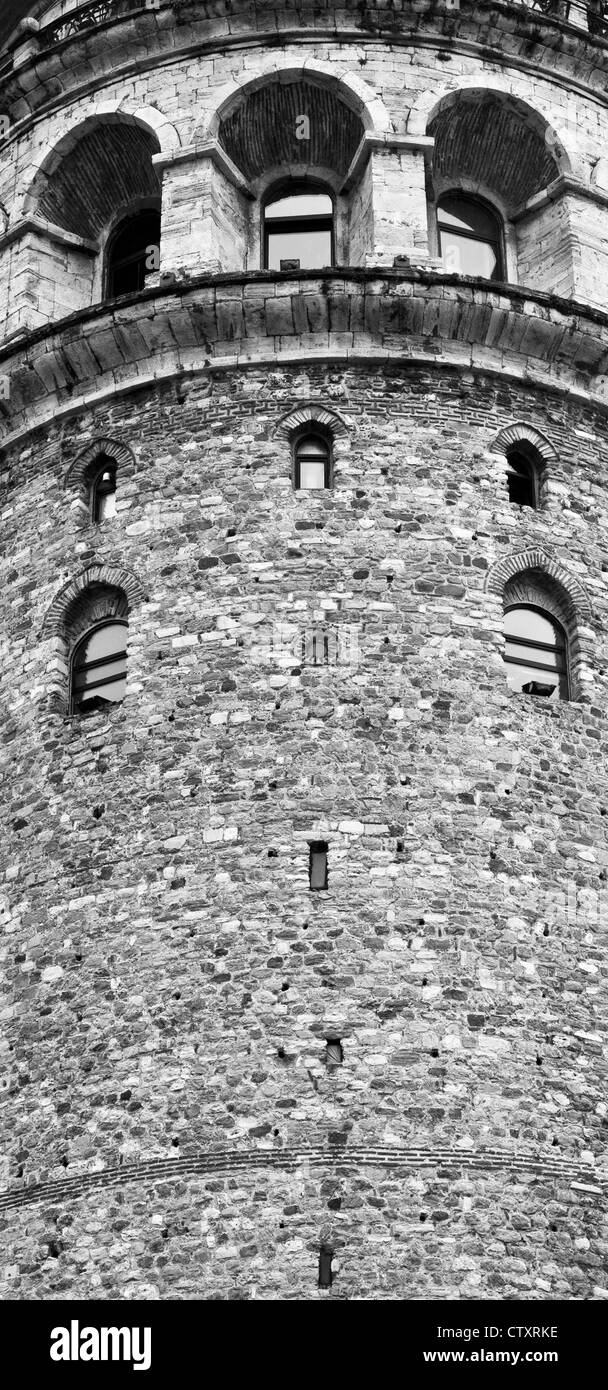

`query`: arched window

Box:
[437,193,504,281]
[106,208,161,299]
[504,605,568,701]
[263,184,334,271]
[71,620,128,714]
[293,432,332,490]
[89,455,117,523]
[506,448,538,510]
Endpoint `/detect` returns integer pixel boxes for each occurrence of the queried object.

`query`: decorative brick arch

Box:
[41,563,146,640]
[63,437,135,492]
[20,109,179,232]
[485,551,591,619]
[273,405,351,442]
[489,423,557,466]
[407,82,578,181]
[199,61,391,146]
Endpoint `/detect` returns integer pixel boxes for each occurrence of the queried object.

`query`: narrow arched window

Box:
[506,448,538,510]
[293,432,331,490]
[106,208,161,299]
[263,184,334,271]
[437,193,504,281]
[71,621,128,714]
[504,605,568,701]
[90,456,117,523]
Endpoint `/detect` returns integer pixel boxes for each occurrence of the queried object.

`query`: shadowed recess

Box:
[218,79,364,182]
[32,123,161,239]
[430,95,561,214]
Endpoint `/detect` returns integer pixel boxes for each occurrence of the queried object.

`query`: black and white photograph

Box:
[0,0,606,1364]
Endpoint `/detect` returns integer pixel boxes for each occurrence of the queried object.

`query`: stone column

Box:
[342,134,435,268]
[153,142,252,279]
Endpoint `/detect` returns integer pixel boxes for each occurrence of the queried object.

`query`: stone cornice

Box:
[2,2,608,142]
[340,133,435,194]
[152,138,254,196]
[1,269,608,452]
[0,213,98,253]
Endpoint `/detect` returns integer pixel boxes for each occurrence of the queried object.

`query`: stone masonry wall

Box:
[2,5,608,328]
[1,360,608,1298]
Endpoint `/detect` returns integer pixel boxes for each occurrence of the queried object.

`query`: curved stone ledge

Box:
[1,1143,605,1215]
[2,0,608,127]
[1,270,608,451]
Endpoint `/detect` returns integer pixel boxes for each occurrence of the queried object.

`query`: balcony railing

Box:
[2,0,608,82]
[46,0,148,46]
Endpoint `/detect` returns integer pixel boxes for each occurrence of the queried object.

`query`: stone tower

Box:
[1,0,608,1302]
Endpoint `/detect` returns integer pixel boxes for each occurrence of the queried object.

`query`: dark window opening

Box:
[437,193,504,282]
[71,620,128,714]
[302,630,330,665]
[294,432,331,490]
[263,184,334,271]
[90,455,117,522]
[318,1244,333,1288]
[106,209,161,299]
[326,1039,343,1066]
[504,605,569,702]
[506,449,538,510]
[309,841,328,891]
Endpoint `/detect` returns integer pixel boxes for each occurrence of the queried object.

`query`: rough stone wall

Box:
[1,362,608,1298]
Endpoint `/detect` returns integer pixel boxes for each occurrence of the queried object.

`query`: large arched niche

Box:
[425,89,576,296]
[25,115,162,241]
[19,112,173,318]
[215,75,367,188]
[209,69,378,269]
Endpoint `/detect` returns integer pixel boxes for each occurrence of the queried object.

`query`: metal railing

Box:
[46,0,149,46]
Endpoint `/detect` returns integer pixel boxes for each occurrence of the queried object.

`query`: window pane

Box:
[98,489,117,521]
[266,193,333,219]
[74,657,127,691]
[505,662,559,700]
[267,228,332,270]
[310,847,328,890]
[81,625,126,664]
[505,609,561,648]
[297,436,328,459]
[504,607,567,701]
[298,459,327,489]
[440,229,498,279]
[439,196,499,239]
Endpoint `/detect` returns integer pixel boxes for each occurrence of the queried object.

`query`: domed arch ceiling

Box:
[33,124,161,239]
[217,79,364,182]
[429,97,560,214]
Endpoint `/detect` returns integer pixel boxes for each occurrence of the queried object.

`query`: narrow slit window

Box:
[506,449,537,510]
[326,1039,343,1066]
[106,208,161,299]
[294,433,331,490]
[318,1245,333,1289]
[504,605,568,702]
[71,621,128,714]
[309,841,328,891]
[91,457,117,522]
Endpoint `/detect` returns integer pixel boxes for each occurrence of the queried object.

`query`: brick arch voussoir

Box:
[273,405,351,442]
[202,61,390,144]
[63,437,136,491]
[485,550,592,621]
[490,423,557,465]
[411,82,577,180]
[41,563,146,640]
